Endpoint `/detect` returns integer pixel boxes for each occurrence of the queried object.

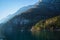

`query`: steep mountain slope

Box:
[0,5,35,24]
[6,0,60,30]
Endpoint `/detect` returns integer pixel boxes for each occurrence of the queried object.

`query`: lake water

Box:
[3,31,60,40]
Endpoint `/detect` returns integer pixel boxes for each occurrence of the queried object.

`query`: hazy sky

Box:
[0,0,38,20]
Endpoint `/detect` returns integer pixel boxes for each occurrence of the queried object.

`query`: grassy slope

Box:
[31,16,60,31]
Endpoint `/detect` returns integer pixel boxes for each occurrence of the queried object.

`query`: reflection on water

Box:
[31,31,60,40]
[4,31,60,40]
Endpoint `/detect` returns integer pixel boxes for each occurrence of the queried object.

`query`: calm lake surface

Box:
[5,31,60,40]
